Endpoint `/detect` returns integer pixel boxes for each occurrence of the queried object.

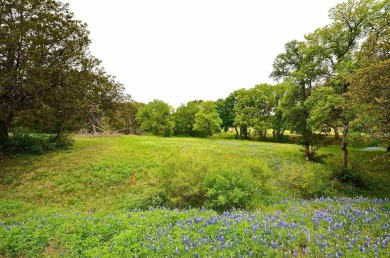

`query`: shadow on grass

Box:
[2,132,73,156]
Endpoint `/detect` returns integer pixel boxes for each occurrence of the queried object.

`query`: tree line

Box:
[134,0,390,173]
[1,0,389,172]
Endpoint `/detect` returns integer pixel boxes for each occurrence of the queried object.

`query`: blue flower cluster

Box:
[1,197,389,257]
[133,197,390,257]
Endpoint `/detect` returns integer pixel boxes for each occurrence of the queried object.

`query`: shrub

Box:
[4,130,73,155]
[141,154,209,209]
[204,168,256,211]
[277,162,336,198]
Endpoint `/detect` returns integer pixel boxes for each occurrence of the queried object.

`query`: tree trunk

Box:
[234,127,239,138]
[341,125,349,171]
[334,127,339,139]
[258,129,264,139]
[0,120,9,146]
[341,83,349,172]
[304,142,312,161]
[0,119,9,147]
[387,142,390,153]
[302,125,314,161]
[241,126,248,139]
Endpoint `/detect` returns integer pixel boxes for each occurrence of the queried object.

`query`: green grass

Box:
[1,135,388,215]
[0,135,389,257]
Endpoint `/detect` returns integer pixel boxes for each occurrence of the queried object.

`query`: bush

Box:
[277,162,336,198]
[139,154,209,209]
[4,130,73,155]
[204,168,256,211]
[132,155,265,211]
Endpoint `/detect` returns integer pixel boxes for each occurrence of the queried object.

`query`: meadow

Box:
[0,135,389,257]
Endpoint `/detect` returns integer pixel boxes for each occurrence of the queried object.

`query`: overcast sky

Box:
[65,0,344,108]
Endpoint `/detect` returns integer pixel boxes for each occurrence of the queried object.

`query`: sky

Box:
[65,0,344,108]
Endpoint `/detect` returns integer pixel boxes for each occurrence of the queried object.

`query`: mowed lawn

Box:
[0,135,389,217]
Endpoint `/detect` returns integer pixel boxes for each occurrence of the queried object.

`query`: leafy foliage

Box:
[277,162,336,198]
[0,0,125,153]
[173,101,202,136]
[193,101,222,137]
[349,59,390,149]
[204,168,257,211]
[136,100,174,136]
[4,130,73,155]
[215,92,237,133]
[146,154,209,208]
[105,100,144,135]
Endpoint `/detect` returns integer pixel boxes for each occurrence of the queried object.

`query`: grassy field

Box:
[0,135,389,257]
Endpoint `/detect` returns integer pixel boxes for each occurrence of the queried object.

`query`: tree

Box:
[349,59,390,151]
[193,101,222,137]
[270,83,290,142]
[136,99,174,137]
[233,88,253,139]
[105,99,144,135]
[16,68,124,137]
[270,40,325,160]
[215,92,237,134]
[349,4,390,151]
[305,0,389,170]
[250,84,275,140]
[305,86,343,138]
[173,100,202,136]
[232,85,276,140]
[0,0,123,149]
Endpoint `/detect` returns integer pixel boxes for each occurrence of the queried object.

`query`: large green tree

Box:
[305,86,343,139]
[305,0,389,169]
[349,60,390,152]
[270,83,290,142]
[173,100,202,136]
[104,98,144,135]
[136,99,174,137]
[349,3,390,151]
[193,101,222,137]
[270,40,325,160]
[0,0,123,148]
[234,84,275,140]
[215,92,237,134]
[250,84,275,140]
[233,88,252,139]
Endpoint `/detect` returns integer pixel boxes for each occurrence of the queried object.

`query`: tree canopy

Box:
[136,100,174,137]
[0,0,124,150]
[193,101,222,137]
